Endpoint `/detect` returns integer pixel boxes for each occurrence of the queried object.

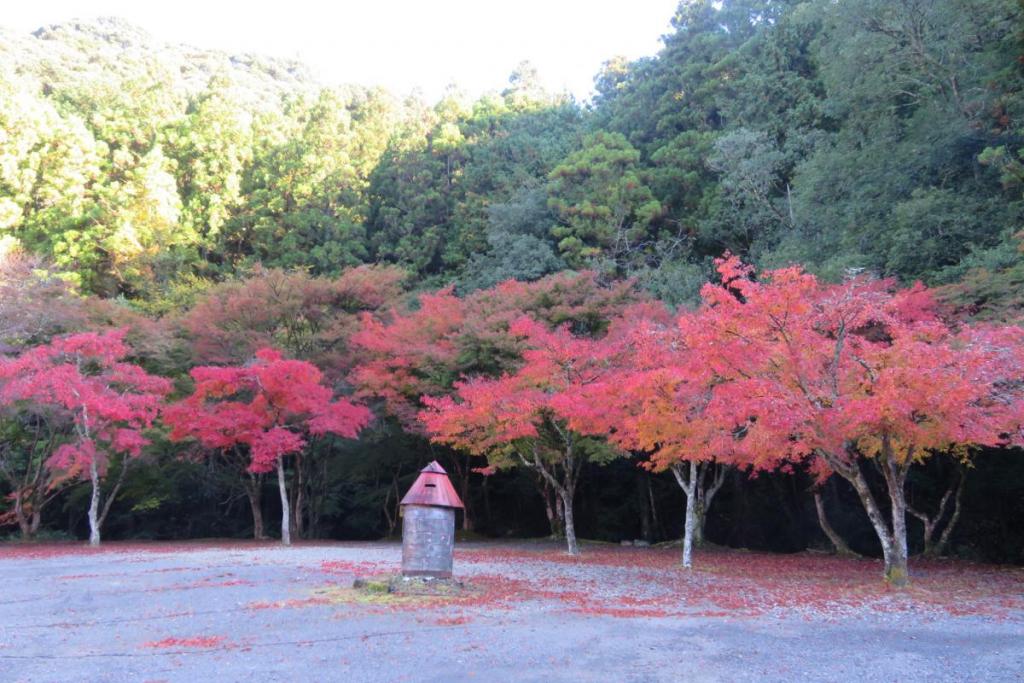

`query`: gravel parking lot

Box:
[1,541,1021,682]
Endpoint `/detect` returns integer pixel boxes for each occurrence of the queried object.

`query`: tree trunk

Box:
[639,473,653,542]
[87,458,101,547]
[648,475,664,539]
[248,487,265,540]
[692,463,726,547]
[671,462,699,569]
[30,506,41,536]
[523,443,578,555]
[292,452,305,540]
[814,489,856,556]
[881,453,910,587]
[560,489,578,556]
[842,462,902,584]
[539,477,563,539]
[931,472,965,557]
[909,465,966,558]
[277,458,290,547]
[14,490,32,539]
[245,473,266,540]
[554,495,566,539]
[832,457,909,586]
[692,504,705,547]
[455,451,474,532]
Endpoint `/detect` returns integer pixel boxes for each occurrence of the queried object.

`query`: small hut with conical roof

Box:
[399,461,464,578]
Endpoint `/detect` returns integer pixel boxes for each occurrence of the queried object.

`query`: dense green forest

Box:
[1,1,1023,562]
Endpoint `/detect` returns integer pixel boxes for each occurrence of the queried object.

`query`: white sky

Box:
[2,0,680,102]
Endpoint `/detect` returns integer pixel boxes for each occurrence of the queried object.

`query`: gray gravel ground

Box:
[0,541,1021,682]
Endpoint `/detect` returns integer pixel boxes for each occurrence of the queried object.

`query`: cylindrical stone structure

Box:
[399,461,464,578]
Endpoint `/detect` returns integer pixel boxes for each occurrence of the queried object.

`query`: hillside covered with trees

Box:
[2,1,1023,569]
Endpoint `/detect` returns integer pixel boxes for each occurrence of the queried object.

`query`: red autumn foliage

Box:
[182,265,407,381]
[419,308,657,556]
[351,271,645,430]
[165,348,371,474]
[351,271,650,535]
[0,330,171,545]
[164,348,372,545]
[682,255,1024,584]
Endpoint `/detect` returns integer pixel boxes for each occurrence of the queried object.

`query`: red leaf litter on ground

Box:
[247,597,332,610]
[0,539,362,561]
[320,560,392,575]
[452,546,1024,620]
[432,614,472,626]
[142,636,227,649]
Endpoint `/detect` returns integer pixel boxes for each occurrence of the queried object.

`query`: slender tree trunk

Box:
[909,466,966,558]
[560,489,578,556]
[693,464,707,547]
[96,457,129,534]
[932,473,965,557]
[539,477,563,539]
[639,473,653,542]
[843,463,901,583]
[245,473,266,540]
[523,444,577,555]
[881,453,910,587]
[88,458,101,547]
[694,463,727,548]
[293,452,305,540]
[277,458,290,547]
[671,462,699,569]
[14,490,32,539]
[832,456,909,586]
[554,495,566,539]
[482,475,492,529]
[454,451,474,532]
[648,475,664,539]
[249,488,265,540]
[30,507,41,536]
[814,489,856,556]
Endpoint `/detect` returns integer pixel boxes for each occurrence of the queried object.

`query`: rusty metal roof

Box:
[400,461,464,509]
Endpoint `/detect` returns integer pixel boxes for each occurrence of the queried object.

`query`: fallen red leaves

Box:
[454,545,1024,620]
[7,542,1022,624]
[246,597,332,610]
[320,560,392,575]
[141,636,227,649]
[0,539,357,560]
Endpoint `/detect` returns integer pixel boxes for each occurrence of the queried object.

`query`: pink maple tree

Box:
[164,348,372,545]
[0,330,171,546]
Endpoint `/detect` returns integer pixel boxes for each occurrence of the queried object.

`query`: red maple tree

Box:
[165,348,372,545]
[420,313,643,555]
[352,271,645,535]
[689,256,1024,585]
[554,308,748,568]
[0,330,171,545]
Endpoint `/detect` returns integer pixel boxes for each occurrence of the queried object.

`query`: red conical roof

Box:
[400,461,464,509]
